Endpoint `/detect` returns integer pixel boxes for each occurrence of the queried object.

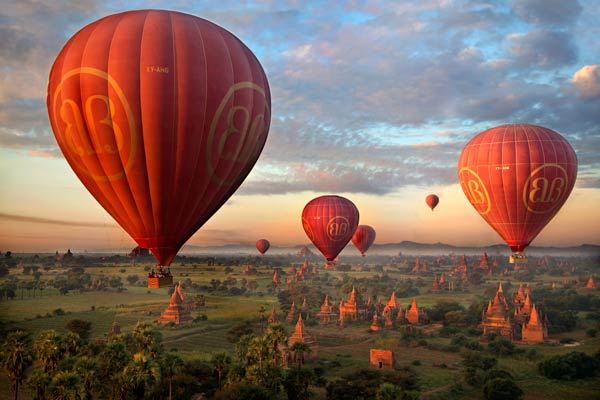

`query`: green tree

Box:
[161,353,184,400]
[483,378,523,400]
[211,352,232,389]
[376,383,403,400]
[26,369,50,400]
[282,368,315,400]
[132,322,163,356]
[121,352,161,399]
[65,319,92,340]
[49,371,83,400]
[290,342,311,369]
[0,331,33,400]
[74,356,99,400]
[34,330,64,373]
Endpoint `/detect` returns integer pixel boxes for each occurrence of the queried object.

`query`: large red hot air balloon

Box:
[352,225,376,256]
[458,124,577,262]
[302,195,359,264]
[256,239,270,255]
[47,10,270,267]
[425,194,439,211]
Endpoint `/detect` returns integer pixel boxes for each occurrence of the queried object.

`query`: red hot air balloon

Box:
[47,10,270,267]
[256,239,270,255]
[302,195,359,265]
[458,124,577,262]
[425,194,439,211]
[352,225,376,256]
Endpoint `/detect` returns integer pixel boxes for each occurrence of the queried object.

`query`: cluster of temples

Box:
[480,283,550,344]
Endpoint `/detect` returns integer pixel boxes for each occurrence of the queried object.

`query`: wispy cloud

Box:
[0,213,115,228]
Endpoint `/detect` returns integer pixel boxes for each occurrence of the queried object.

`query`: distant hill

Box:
[179,241,600,257]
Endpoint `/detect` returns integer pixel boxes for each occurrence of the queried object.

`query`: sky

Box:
[1,0,599,252]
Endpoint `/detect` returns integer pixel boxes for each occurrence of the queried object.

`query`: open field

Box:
[1,256,599,399]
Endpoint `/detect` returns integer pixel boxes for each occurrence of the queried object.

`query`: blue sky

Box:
[0,0,599,250]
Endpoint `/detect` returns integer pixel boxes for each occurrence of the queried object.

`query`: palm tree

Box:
[132,322,162,357]
[74,356,99,400]
[0,330,33,400]
[265,323,288,366]
[160,353,184,400]
[26,369,50,400]
[290,342,311,369]
[34,330,64,373]
[248,336,273,371]
[122,352,161,399]
[210,352,231,389]
[49,371,83,400]
[258,305,267,330]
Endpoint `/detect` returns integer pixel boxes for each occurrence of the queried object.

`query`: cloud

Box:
[513,0,582,26]
[507,30,577,68]
[0,213,114,228]
[572,64,600,99]
[0,0,599,196]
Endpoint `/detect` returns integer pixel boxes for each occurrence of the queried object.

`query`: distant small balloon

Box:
[426,194,439,211]
[256,239,270,255]
[352,225,376,256]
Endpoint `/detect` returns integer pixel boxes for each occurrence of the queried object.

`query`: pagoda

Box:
[514,293,533,324]
[405,298,428,325]
[586,276,597,289]
[454,254,469,275]
[412,257,428,273]
[521,304,547,344]
[316,295,338,324]
[431,275,441,293]
[288,314,318,360]
[480,283,512,339]
[385,291,398,310]
[268,306,279,324]
[157,283,193,325]
[286,302,297,322]
[479,252,490,271]
[300,297,310,319]
[370,313,381,332]
[339,287,368,321]
[272,269,281,286]
[438,273,446,288]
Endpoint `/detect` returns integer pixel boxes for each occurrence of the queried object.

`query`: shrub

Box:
[52,308,65,316]
[538,351,600,380]
[66,319,92,339]
[483,378,523,400]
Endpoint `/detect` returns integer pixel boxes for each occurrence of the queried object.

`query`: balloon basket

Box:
[324,261,336,271]
[147,276,173,288]
[509,253,528,264]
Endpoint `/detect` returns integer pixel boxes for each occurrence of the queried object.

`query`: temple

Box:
[316,295,338,324]
[267,306,279,324]
[339,287,368,322]
[405,298,428,325]
[287,314,319,361]
[586,276,597,289]
[480,283,512,339]
[521,304,548,344]
[157,283,193,325]
[286,302,297,322]
[431,275,441,293]
[370,349,394,370]
[412,257,429,274]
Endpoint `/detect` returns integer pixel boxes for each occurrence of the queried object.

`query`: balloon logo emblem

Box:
[523,164,569,214]
[458,167,491,215]
[206,82,270,187]
[51,67,137,182]
[327,216,350,241]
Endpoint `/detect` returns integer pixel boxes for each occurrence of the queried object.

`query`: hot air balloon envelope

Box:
[256,239,270,255]
[352,225,376,256]
[47,10,271,266]
[458,124,577,258]
[426,194,439,211]
[301,195,359,262]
